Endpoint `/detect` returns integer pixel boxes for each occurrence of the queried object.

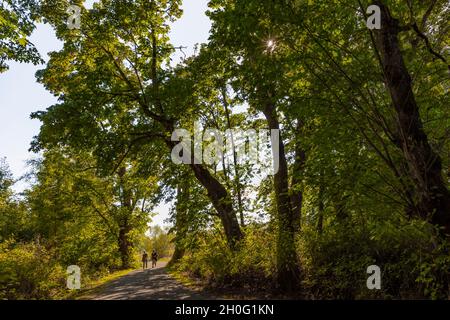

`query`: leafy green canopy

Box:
[32,0,184,171]
[0,0,42,72]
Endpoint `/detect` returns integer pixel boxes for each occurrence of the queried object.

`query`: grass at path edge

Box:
[67,268,135,300]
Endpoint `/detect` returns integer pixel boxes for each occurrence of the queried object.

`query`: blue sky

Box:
[0,0,211,226]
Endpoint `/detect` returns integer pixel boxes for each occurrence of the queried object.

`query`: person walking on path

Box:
[142,251,148,270]
[151,249,158,268]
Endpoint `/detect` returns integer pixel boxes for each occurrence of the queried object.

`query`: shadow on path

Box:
[90,262,211,300]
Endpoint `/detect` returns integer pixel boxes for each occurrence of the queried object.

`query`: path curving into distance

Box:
[85,262,213,300]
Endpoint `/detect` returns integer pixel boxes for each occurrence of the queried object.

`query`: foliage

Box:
[174,224,277,290]
[139,225,174,258]
[0,0,42,72]
[300,218,450,300]
[1,0,450,299]
[0,240,66,299]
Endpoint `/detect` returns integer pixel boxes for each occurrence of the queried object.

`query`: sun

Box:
[264,38,277,54]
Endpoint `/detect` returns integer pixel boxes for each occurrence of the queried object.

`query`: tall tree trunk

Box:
[170,244,185,266]
[223,87,245,226]
[190,163,243,248]
[118,222,132,268]
[149,32,243,248]
[117,167,133,268]
[169,179,189,266]
[317,180,324,235]
[263,101,300,291]
[373,2,450,235]
[291,120,306,232]
[165,137,243,249]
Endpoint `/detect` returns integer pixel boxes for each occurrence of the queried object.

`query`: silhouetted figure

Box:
[142,251,148,270]
[151,249,158,268]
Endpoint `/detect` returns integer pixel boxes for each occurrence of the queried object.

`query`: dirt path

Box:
[87,262,213,300]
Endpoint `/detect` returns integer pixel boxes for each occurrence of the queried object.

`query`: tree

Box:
[0,0,42,72]
[27,149,157,269]
[148,225,173,258]
[0,158,31,241]
[370,1,450,235]
[32,0,243,248]
[206,0,302,290]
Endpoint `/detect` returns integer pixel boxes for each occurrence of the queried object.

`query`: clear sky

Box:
[0,0,211,227]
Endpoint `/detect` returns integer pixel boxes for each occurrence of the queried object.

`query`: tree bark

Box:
[291,120,306,232]
[117,167,133,268]
[190,163,243,248]
[223,92,245,227]
[118,223,132,268]
[317,180,324,235]
[263,102,300,291]
[165,135,243,249]
[169,180,189,266]
[146,32,243,249]
[373,2,450,235]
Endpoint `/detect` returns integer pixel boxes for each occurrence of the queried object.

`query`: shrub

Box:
[174,219,450,299]
[173,224,277,291]
[299,219,449,299]
[0,240,66,299]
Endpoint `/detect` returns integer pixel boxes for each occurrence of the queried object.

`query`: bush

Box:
[175,229,232,283]
[173,224,277,291]
[0,233,137,299]
[0,240,66,299]
[174,219,450,299]
[299,219,450,299]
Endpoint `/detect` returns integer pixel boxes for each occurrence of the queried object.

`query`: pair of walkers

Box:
[142,249,158,270]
